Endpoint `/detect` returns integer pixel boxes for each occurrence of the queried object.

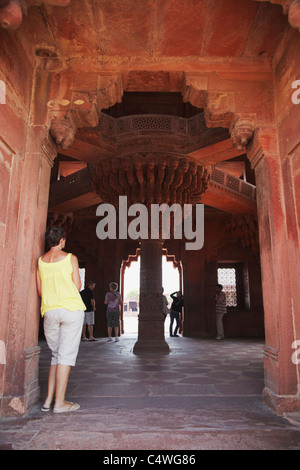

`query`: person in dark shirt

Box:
[80,281,96,341]
[169,291,184,337]
[215,284,227,340]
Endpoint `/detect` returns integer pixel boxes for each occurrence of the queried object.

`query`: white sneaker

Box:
[107,337,113,342]
[115,337,119,342]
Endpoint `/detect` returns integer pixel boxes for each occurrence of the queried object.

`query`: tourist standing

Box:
[104,282,122,342]
[215,284,227,340]
[37,226,86,413]
[169,291,184,337]
[80,281,97,341]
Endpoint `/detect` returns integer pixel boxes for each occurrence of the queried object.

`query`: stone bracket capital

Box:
[230,115,256,151]
[247,127,280,169]
[43,73,123,131]
[182,73,236,129]
[49,112,76,151]
[288,0,300,30]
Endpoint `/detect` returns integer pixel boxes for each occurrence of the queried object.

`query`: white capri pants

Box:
[43,308,84,366]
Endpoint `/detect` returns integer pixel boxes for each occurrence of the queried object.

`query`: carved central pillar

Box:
[133,239,169,354]
[93,149,212,353]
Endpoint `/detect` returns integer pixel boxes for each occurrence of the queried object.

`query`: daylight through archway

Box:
[122,254,180,335]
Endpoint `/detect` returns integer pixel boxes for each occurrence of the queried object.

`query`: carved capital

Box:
[230,116,256,151]
[49,114,76,150]
[92,153,211,206]
[182,74,235,129]
[247,127,279,169]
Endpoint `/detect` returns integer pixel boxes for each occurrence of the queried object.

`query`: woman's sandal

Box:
[53,402,80,413]
[41,404,51,412]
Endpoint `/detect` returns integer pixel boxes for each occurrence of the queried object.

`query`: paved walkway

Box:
[1,334,300,451]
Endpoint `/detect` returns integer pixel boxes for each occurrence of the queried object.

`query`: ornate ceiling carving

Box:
[91,154,211,207]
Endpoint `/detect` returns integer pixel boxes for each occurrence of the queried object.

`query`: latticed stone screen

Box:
[217,268,237,307]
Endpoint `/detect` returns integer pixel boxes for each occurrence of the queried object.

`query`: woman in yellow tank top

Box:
[37,226,85,413]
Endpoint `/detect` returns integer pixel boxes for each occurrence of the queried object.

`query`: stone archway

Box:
[0,0,300,417]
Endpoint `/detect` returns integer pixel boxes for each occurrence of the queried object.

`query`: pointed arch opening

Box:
[120,248,182,335]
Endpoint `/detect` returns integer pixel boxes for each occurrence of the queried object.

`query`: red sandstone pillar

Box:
[0,130,56,416]
[133,239,169,353]
[247,128,300,413]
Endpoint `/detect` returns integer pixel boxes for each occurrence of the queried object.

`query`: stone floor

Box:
[1,334,300,452]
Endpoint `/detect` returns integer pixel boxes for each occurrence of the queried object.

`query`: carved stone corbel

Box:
[204,92,235,129]
[230,116,256,151]
[0,0,71,30]
[0,0,24,30]
[49,114,76,150]
[182,74,235,129]
[288,0,300,29]
[182,73,208,108]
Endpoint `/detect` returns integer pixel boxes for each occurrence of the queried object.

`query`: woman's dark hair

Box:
[45,226,66,247]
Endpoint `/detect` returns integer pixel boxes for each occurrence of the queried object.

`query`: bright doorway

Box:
[122,254,181,334]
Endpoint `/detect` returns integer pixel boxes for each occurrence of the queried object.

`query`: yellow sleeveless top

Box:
[38,253,86,317]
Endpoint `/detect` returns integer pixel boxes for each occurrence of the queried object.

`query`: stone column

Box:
[133,239,169,354]
[1,130,57,416]
[247,127,300,414]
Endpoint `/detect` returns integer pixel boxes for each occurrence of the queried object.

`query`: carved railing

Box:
[97,113,207,139]
[211,167,256,200]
